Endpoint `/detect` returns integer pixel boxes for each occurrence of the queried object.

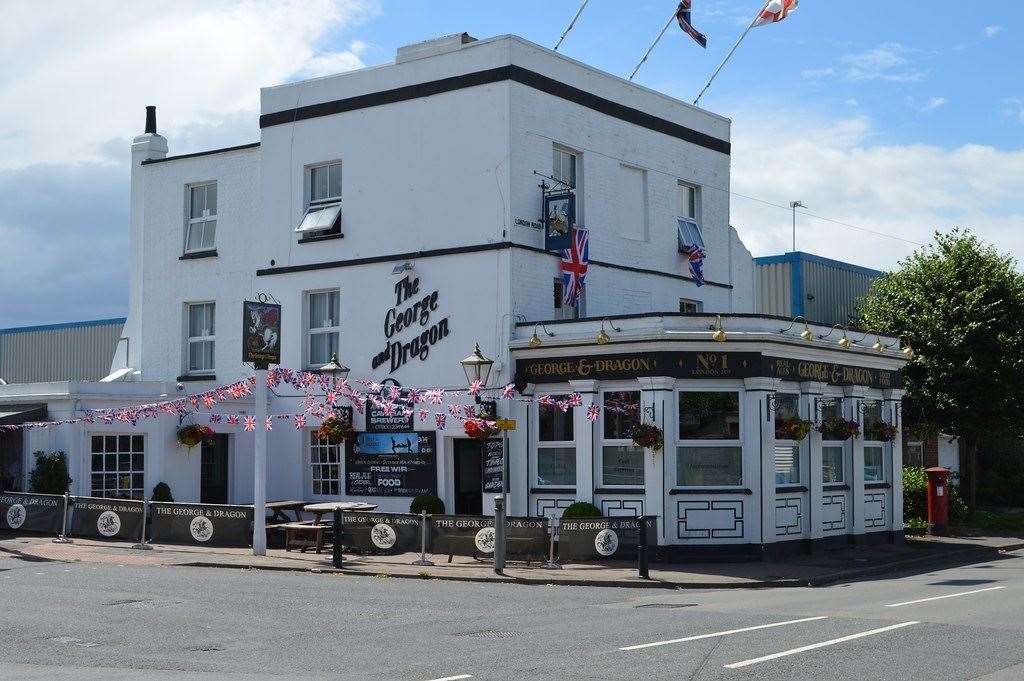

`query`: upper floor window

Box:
[554,277,584,320]
[185,182,217,253]
[677,181,705,253]
[296,161,342,236]
[307,289,340,368]
[679,298,702,313]
[186,302,215,374]
[552,147,577,189]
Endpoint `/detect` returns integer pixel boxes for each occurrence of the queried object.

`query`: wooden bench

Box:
[281,522,330,553]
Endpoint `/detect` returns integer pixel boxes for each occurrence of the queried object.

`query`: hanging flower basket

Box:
[776,417,813,442]
[817,415,861,441]
[314,414,355,444]
[177,424,215,451]
[464,417,499,441]
[630,423,664,452]
[866,421,898,442]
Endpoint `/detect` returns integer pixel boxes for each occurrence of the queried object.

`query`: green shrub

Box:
[28,451,71,495]
[904,517,928,535]
[151,482,174,503]
[903,466,927,521]
[560,501,602,519]
[409,494,444,515]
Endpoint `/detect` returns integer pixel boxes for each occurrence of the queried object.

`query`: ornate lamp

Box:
[320,352,350,383]
[460,344,494,390]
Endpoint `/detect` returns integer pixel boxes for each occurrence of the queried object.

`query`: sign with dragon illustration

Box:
[429,515,547,559]
[149,502,254,548]
[559,516,656,562]
[0,492,63,534]
[69,496,144,541]
[242,300,282,367]
[338,511,421,555]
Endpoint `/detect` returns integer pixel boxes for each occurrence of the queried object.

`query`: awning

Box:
[0,404,47,426]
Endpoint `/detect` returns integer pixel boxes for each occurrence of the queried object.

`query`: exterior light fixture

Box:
[528,324,554,348]
[872,337,885,352]
[710,315,727,343]
[460,343,494,390]
[779,315,813,341]
[902,345,915,359]
[596,319,621,345]
[838,330,852,349]
[320,352,351,383]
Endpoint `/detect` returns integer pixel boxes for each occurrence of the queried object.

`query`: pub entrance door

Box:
[453,439,483,515]
[200,434,230,504]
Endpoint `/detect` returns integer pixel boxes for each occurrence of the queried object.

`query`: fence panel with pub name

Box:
[430,515,548,560]
[149,502,254,548]
[559,516,657,562]
[0,492,65,534]
[69,496,145,542]
[340,511,421,555]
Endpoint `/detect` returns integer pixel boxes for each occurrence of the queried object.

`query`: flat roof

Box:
[0,317,126,335]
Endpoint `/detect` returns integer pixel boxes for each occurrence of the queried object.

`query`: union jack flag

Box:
[675,0,707,48]
[560,227,590,306]
[688,246,706,287]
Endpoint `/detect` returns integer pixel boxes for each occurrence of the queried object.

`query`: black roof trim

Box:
[141,142,260,166]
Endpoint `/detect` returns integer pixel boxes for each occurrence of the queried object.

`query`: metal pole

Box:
[693,1,769,105]
[53,492,73,544]
[553,0,589,51]
[493,495,506,575]
[131,498,152,550]
[637,516,650,579]
[542,517,562,570]
[252,367,268,556]
[412,510,434,566]
[790,200,804,252]
[629,11,677,81]
[332,506,344,568]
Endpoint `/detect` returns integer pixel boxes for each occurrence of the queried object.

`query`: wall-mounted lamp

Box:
[710,315,727,343]
[528,324,555,348]
[391,261,415,275]
[818,324,852,348]
[902,345,915,359]
[779,315,813,341]
[596,319,622,345]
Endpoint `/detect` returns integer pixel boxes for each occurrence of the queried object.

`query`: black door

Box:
[454,439,483,515]
[200,435,230,504]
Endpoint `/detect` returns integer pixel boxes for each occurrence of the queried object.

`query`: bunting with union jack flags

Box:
[560,226,590,306]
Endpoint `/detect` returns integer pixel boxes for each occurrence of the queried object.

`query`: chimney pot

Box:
[145,106,157,134]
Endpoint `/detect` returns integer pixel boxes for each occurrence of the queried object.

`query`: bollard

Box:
[493,495,506,575]
[52,493,73,544]
[411,510,434,567]
[331,507,344,568]
[637,516,650,580]
[132,499,153,550]
[541,517,561,570]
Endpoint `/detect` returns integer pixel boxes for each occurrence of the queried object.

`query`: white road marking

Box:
[723,621,919,669]
[426,676,472,681]
[618,616,828,651]
[884,585,1005,608]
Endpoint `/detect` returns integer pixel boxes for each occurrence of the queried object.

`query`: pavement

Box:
[1,547,1024,679]
[1,530,1021,589]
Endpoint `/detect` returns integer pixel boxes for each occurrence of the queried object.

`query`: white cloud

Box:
[800,67,835,79]
[0,0,378,170]
[985,25,1003,38]
[729,108,1024,270]
[840,42,925,83]
[922,96,949,112]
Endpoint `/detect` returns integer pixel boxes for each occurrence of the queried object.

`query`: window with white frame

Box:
[677,391,742,487]
[185,182,217,253]
[307,289,340,367]
[822,445,845,484]
[677,181,705,254]
[310,434,342,496]
[553,277,583,320]
[552,146,577,189]
[904,441,924,468]
[186,302,215,374]
[537,396,575,487]
[862,400,885,481]
[90,435,144,500]
[601,391,643,486]
[774,393,801,485]
[864,445,885,482]
[679,298,702,314]
[296,161,342,235]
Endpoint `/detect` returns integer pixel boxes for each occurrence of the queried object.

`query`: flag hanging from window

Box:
[675,1,707,48]
[688,246,706,287]
[560,227,590,306]
[753,0,798,27]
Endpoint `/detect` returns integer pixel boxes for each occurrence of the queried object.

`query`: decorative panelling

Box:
[676,499,744,539]
[774,496,803,537]
[864,492,887,529]
[535,497,575,519]
[821,494,847,532]
[599,498,644,517]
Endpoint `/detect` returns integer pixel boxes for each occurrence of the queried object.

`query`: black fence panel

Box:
[149,502,253,548]
[558,516,656,562]
[69,497,144,542]
[339,511,421,555]
[0,492,64,534]
[430,515,549,560]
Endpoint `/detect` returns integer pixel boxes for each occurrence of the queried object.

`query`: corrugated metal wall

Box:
[802,260,879,327]
[0,320,124,383]
[755,261,792,318]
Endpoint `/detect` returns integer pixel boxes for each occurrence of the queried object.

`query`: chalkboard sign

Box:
[0,492,64,534]
[482,438,506,494]
[559,516,656,562]
[366,404,415,432]
[70,496,144,542]
[149,502,254,548]
[339,511,421,555]
[345,431,437,497]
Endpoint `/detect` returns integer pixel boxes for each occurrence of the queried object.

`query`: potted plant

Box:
[866,421,899,442]
[630,423,664,452]
[176,424,215,451]
[776,416,813,442]
[314,413,355,444]
[464,417,499,441]
[817,415,861,440]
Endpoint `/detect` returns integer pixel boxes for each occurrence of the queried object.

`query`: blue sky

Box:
[1,1,1021,328]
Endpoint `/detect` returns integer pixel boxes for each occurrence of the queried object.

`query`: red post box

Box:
[925,466,951,535]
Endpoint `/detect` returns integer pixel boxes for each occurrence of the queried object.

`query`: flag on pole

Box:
[675,1,707,48]
[560,227,590,306]
[688,247,707,287]
[753,0,798,27]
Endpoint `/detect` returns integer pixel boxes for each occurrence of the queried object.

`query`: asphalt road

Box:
[1,550,1024,680]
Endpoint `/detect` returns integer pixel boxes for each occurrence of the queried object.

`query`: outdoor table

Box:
[303,501,379,525]
[265,500,306,524]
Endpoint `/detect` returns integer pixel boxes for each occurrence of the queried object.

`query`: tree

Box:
[859,229,1024,508]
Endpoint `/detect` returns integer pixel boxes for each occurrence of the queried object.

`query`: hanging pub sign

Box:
[242,300,282,366]
[481,438,506,494]
[346,431,437,497]
[559,516,656,562]
[0,492,63,534]
[69,496,144,542]
[338,511,421,555]
[430,515,548,560]
[371,275,450,375]
[544,191,575,252]
[149,502,254,548]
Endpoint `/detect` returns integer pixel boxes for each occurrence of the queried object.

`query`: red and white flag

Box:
[753,0,797,27]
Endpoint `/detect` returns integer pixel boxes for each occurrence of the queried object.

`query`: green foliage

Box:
[977,433,1024,507]
[904,517,928,535]
[904,466,968,524]
[560,501,603,519]
[859,229,1024,444]
[151,482,174,503]
[965,510,1024,535]
[27,451,71,495]
[409,494,444,515]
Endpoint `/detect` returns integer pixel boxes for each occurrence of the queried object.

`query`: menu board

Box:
[346,431,437,497]
[482,438,506,494]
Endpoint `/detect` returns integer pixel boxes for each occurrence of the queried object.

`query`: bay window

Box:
[774,393,801,485]
[537,396,575,487]
[863,400,885,482]
[677,391,742,487]
[823,446,845,484]
[601,391,642,486]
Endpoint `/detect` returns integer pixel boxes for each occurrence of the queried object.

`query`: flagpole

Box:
[628,10,677,81]
[693,0,769,106]
[553,0,590,51]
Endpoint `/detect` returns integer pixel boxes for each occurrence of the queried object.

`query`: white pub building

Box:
[2,33,908,556]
